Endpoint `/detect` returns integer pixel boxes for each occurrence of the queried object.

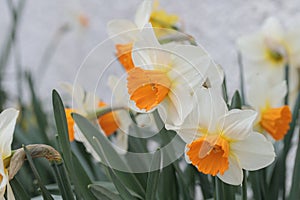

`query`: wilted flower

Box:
[173,89,275,185]
[0,108,19,199]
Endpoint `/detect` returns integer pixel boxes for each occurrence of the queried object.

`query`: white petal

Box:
[6,182,15,200]
[60,82,85,112]
[107,19,139,44]
[194,88,227,134]
[231,132,275,171]
[262,17,284,41]
[108,75,130,107]
[205,63,224,89]
[167,44,210,84]
[269,80,287,107]
[217,156,243,185]
[237,32,266,61]
[220,109,257,140]
[74,124,101,162]
[176,128,201,144]
[0,158,8,190]
[132,24,163,69]
[134,0,152,29]
[0,108,19,158]
[165,84,194,126]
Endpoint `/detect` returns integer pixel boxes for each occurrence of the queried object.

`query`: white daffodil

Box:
[0,108,19,200]
[237,17,300,99]
[108,75,159,134]
[61,82,131,157]
[247,75,292,141]
[173,88,275,185]
[107,0,152,72]
[127,24,218,127]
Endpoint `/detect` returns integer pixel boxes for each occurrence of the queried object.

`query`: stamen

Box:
[187,135,229,176]
[127,67,171,111]
[116,43,135,72]
[98,101,119,136]
[260,105,292,140]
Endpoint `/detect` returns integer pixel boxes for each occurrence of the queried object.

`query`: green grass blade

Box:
[145,150,161,200]
[72,113,146,197]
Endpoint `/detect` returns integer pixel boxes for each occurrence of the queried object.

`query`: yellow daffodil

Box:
[173,89,275,185]
[127,24,215,126]
[237,17,300,103]
[247,75,292,140]
[0,108,19,200]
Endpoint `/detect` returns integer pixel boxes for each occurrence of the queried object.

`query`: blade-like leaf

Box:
[89,183,121,200]
[145,150,161,200]
[52,90,96,200]
[72,113,145,197]
[10,177,30,200]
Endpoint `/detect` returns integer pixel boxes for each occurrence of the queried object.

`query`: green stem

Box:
[242,170,247,200]
[237,51,245,105]
[284,63,289,105]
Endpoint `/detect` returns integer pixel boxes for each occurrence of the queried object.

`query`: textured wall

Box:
[1,0,300,101]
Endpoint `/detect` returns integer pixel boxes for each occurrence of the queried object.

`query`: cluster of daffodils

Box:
[98,0,276,185]
[61,1,298,186]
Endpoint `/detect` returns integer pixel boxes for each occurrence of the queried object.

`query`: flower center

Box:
[260,105,292,140]
[186,135,229,176]
[116,43,135,72]
[264,38,287,64]
[127,67,171,111]
[98,101,119,136]
[65,108,76,142]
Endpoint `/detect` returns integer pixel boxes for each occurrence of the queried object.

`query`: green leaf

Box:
[23,146,54,200]
[10,177,30,200]
[51,162,74,200]
[145,150,161,200]
[108,168,137,200]
[52,90,72,167]
[52,90,96,200]
[230,90,242,109]
[288,117,300,200]
[89,184,121,200]
[72,113,145,197]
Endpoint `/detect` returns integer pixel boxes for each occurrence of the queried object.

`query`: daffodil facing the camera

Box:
[173,89,275,185]
[127,24,213,126]
[0,108,19,200]
[247,76,292,140]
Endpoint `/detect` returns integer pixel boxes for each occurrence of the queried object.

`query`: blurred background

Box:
[1,0,300,107]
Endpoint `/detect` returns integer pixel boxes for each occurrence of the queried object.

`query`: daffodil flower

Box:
[247,75,292,140]
[107,0,180,72]
[127,24,214,126]
[237,17,300,104]
[173,89,275,185]
[61,82,131,156]
[0,108,19,200]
